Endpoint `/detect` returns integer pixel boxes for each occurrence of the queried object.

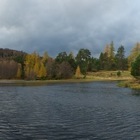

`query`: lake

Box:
[0,81,140,140]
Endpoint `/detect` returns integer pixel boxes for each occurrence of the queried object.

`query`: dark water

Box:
[0,81,140,140]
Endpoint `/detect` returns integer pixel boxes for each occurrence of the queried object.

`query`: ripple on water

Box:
[0,82,140,139]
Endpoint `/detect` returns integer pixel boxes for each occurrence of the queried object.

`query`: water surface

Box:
[0,81,140,140]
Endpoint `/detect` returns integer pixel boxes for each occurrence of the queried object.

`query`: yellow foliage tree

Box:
[24,51,47,79]
[75,65,81,79]
[24,54,33,79]
[42,51,49,65]
[104,44,110,57]
[34,62,40,77]
[128,43,140,68]
[38,62,47,78]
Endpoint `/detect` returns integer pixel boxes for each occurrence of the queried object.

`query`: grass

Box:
[86,71,133,81]
[118,79,140,89]
[0,79,97,86]
[0,71,134,86]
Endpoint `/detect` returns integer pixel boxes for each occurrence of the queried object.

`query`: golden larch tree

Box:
[75,65,81,79]
[38,62,47,78]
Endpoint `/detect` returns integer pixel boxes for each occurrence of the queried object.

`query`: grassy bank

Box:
[86,71,133,81]
[0,79,98,86]
[118,79,140,89]
[0,71,133,86]
[91,71,140,89]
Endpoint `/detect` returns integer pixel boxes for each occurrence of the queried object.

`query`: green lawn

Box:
[86,71,133,80]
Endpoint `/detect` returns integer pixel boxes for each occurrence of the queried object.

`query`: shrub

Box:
[117,71,121,77]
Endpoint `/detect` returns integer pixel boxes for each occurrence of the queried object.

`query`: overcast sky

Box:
[0,0,140,57]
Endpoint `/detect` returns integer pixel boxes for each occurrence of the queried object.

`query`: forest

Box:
[0,42,140,80]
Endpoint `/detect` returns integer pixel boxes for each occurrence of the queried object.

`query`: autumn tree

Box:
[46,58,56,79]
[0,60,18,79]
[55,61,73,79]
[24,53,36,79]
[104,44,110,57]
[38,63,47,78]
[128,43,140,68]
[24,52,47,80]
[110,41,115,58]
[100,42,116,70]
[42,51,49,65]
[75,65,81,79]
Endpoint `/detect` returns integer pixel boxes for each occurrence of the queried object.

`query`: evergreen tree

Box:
[101,42,116,70]
[67,52,76,70]
[115,45,128,70]
[76,48,91,77]
[55,52,68,63]
[131,55,140,78]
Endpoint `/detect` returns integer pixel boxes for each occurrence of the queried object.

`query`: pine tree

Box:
[115,45,128,70]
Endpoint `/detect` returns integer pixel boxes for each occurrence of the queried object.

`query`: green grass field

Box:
[86,71,133,80]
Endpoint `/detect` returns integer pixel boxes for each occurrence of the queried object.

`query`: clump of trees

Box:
[0,60,18,79]
[131,55,140,78]
[24,52,47,80]
[128,43,140,78]
[0,41,140,80]
[99,42,128,70]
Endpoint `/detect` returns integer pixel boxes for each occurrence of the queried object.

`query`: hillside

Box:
[0,48,27,79]
[0,48,27,60]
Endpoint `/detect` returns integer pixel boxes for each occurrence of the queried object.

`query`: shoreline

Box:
[0,71,133,86]
[118,79,140,89]
[0,77,133,86]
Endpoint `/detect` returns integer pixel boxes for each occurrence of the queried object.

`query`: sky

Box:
[0,0,140,57]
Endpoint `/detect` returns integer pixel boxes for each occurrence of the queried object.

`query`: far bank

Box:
[0,71,133,86]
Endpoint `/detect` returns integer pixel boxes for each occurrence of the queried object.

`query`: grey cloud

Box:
[0,0,140,57]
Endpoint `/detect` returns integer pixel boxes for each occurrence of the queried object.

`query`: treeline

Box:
[0,42,140,80]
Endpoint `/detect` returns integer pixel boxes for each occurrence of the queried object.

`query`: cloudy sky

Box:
[0,0,140,57]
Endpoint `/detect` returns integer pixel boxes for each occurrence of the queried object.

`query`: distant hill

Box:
[0,48,27,79]
[0,48,27,60]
